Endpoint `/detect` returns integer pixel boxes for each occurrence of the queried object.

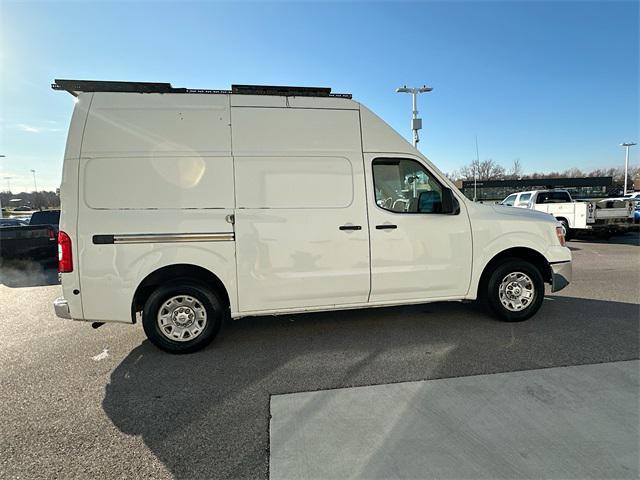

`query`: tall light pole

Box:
[620,142,636,195]
[4,176,11,193]
[0,157,6,211]
[396,85,433,147]
[30,169,38,193]
[474,136,481,202]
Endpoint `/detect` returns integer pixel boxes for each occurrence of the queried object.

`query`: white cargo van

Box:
[52,79,571,353]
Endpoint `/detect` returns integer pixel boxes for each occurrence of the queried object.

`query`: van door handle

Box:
[376,224,397,230]
[339,225,362,231]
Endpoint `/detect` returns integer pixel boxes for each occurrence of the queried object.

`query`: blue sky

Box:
[1,0,638,192]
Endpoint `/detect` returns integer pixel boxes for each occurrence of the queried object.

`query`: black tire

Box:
[482,258,545,322]
[142,281,225,354]
[559,218,573,241]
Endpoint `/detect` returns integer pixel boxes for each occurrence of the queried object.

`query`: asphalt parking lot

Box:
[1,234,638,479]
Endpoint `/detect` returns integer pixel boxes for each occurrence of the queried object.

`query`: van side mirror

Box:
[441,187,460,215]
[417,188,460,214]
[418,191,442,213]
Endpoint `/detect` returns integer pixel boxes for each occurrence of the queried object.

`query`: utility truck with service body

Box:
[52,79,571,353]
[501,189,635,238]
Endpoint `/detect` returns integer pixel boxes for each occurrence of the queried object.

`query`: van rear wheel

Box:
[483,259,545,322]
[142,282,224,353]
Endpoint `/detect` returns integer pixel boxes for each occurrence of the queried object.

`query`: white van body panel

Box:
[363,152,474,301]
[56,88,571,325]
[58,92,93,320]
[466,203,568,299]
[359,104,414,154]
[81,235,237,323]
[232,105,370,311]
[74,92,237,322]
[82,92,232,157]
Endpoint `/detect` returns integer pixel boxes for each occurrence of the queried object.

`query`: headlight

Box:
[555,225,566,247]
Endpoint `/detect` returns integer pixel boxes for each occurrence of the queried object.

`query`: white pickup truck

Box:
[501,189,635,238]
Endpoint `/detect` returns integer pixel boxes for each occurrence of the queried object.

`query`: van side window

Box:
[502,194,517,206]
[372,159,444,213]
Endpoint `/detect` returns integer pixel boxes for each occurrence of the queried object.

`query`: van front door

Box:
[366,154,472,302]
[234,155,371,312]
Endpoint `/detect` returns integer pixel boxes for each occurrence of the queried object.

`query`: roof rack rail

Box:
[231,84,351,98]
[52,79,181,96]
[51,79,352,98]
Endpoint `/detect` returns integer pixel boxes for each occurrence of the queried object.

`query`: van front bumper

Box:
[550,261,572,293]
[53,297,72,319]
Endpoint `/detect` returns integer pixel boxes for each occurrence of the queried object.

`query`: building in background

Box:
[457,177,614,203]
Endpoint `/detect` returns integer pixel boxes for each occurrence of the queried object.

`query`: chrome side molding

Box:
[92,232,235,244]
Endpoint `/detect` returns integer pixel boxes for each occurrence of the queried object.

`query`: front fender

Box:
[466,204,570,299]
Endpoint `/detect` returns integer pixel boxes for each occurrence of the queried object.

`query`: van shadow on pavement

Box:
[103,296,639,479]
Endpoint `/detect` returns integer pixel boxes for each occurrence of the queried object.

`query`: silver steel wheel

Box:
[498,272,536,312]
[157,295,208,342]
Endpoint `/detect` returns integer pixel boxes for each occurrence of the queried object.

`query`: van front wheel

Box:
[142,282,224,353]
[484,259,545,322]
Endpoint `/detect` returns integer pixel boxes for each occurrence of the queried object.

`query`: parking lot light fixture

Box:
[620,142,637,195]
[31,169,38,193]
[396,85,433,147]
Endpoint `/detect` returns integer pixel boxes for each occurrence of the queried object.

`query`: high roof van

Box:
[52,80,571,353]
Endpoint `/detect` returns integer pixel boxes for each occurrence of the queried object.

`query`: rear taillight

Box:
[47,227,55,241]
[58,231,73,273]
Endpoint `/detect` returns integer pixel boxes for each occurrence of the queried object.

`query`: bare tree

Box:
[562,167,584,178]
[507,158,523,179]
[458,159,506,181]
[449,162,640,192]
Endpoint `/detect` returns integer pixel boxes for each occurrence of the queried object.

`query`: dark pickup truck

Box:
[0,210,60,262]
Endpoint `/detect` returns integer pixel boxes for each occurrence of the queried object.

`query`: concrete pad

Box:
[270,361,639,479]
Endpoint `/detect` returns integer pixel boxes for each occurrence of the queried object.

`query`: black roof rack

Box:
[231,84,351,98]
[52,79,352,98]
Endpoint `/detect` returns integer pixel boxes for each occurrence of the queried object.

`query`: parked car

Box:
[0,224,57,261]
[30,209,61,234]
[0,218,29,227]
[12,206,33,212]
[0,210,61,262]
[52,79,571,353]
[501,189,634,239]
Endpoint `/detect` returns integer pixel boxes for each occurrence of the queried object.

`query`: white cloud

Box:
[16,123,42,133]
[15,123,61,133]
